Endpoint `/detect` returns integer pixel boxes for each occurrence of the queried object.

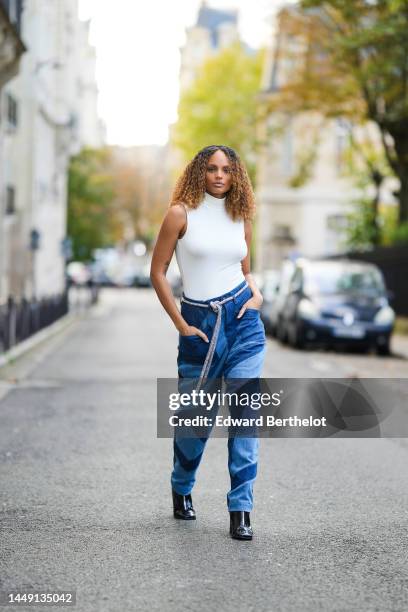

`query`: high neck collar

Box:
[203,191,226,207]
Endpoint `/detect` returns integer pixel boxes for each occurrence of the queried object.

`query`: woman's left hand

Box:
[237,294,263,318]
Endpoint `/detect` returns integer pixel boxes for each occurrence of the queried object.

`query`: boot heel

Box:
[229,511,253,540]
[172,489,196,520]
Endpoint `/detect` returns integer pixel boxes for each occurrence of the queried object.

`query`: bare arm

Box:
[237,219,263,318]
[150,205,209,341]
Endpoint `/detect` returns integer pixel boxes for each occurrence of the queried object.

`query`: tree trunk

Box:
[388,127,408,224]
[371,190,381,245]
[398,172,408,225]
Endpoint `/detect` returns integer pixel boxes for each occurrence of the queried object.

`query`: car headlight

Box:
[297,298,320,320]
[374,306,395,325]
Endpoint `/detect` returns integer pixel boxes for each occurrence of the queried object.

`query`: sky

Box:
[78,0,280,147]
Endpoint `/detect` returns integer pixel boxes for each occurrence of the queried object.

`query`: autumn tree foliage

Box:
[67,146,172,260]
[172,42,265,185]
[108,147,173,247]
[67,148,116,261]
[267,1,408,225]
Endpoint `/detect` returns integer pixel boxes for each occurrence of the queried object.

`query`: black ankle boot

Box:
[172,489,196,520]
[229,511,253,540]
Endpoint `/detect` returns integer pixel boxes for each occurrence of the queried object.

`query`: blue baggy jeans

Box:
[171,279,267,511]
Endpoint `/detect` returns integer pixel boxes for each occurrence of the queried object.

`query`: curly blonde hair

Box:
[170,145,256,221]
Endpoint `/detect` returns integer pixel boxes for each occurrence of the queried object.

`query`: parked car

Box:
[264,259,296,337]
[259,269,280,333]
[132,263,152,288]
[66,261,92,286]
[275,258,395,355]
[170,274,183,298]
[89,261,116,287]
[164,260,183,297]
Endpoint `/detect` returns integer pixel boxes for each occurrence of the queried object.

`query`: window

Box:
[5,92,18,128]
[326,214,348,232]
[272,224,294,241]
[0,0,21,31]
[282,120,293,176]
[5,185,16,215]
[9,0,18,23]
[334,118,349,173]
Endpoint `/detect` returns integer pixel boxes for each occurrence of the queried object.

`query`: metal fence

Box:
[0,284,99,354]
[325,245,408,316]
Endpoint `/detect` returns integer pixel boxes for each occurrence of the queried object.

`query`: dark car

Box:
[259,269,280,333]
[132,264,153,288]
[263,260,296,337]
[275,258,395,355]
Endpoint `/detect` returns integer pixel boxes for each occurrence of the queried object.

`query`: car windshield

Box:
[304,264,386,296]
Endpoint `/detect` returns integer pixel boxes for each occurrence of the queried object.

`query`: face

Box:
[205,150,233,198]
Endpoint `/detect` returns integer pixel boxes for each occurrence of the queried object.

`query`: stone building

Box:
[0,0,104,302]
[255,5,359,272]
[179,1,239,92]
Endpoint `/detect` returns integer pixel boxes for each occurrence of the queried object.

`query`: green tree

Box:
[67,148,116,261]
[172,42,265,185]
[341,126,396,246]
[281,0,408,224]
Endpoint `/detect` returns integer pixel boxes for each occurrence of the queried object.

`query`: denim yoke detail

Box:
[172,280,267,512]
[177,282,266,380]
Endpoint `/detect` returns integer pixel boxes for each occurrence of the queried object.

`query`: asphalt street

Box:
[0,288,408,612]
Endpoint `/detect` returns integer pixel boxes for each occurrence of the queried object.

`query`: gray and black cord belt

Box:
[180,281,249,393]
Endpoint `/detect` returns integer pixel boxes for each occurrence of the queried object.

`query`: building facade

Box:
[0,0,25,88]
[0,0,104,303]
[169,1,242,178]
[254,5,394,272]
[0,0,26,301]
[179,2,239,92]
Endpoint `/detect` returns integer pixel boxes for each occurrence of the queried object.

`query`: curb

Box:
[392,334,408,361]
[0,308,88,369]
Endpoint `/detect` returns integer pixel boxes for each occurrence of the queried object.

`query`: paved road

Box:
[1,288,408,612]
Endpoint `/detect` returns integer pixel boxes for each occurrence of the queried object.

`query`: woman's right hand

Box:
[179,324,209,343]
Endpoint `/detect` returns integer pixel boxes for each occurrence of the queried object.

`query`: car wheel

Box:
[376,341,391,356]
[270,323,277,338]
[288,320,305,349]
[277,318,288,344]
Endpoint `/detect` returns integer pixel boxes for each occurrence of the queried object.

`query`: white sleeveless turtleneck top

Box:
[175,191,247,300]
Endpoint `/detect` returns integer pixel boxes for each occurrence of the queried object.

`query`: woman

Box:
[150,144,266,540]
